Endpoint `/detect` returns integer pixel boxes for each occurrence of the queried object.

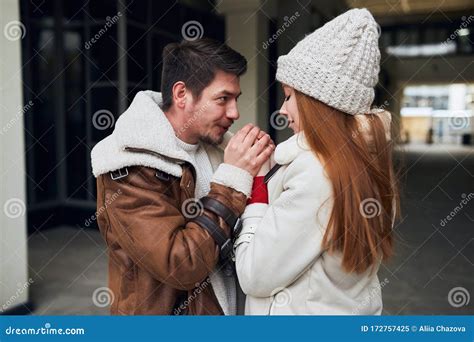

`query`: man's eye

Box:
[217,97,227,102]
[285,95,291,101]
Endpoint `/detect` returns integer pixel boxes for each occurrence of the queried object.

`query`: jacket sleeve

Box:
[234,153,333,297]
[97,166,248,290]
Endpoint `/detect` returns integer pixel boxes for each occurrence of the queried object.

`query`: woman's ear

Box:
[172,81,187,109]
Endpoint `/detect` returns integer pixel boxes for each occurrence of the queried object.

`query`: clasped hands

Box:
[224,124,274,177]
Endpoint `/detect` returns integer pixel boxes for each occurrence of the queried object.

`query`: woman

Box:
[234,8,399,315]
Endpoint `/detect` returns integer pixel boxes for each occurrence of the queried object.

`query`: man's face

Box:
[186,70,241,145]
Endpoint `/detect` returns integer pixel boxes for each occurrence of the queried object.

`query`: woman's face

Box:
[279,85,301,133]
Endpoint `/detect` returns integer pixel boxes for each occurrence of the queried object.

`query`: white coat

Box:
[234,132,384,315]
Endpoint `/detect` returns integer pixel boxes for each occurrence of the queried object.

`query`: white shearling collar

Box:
[273,133,311,165]
[91,91,231,177]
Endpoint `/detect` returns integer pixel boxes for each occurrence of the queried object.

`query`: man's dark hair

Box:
[160,38,247,111]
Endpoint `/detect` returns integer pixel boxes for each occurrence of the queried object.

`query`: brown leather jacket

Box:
[96,164,247,315]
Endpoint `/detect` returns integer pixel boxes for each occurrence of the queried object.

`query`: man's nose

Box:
[226,101,240,120]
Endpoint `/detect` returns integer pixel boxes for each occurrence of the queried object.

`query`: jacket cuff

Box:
[211,163,253,198]
[234,203,268,248]
[247,176,269,204]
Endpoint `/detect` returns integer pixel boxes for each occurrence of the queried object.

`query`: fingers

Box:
[255,144,274,166]
[249,133,270,154]
[232,124,254,142]
[251,134,274,165]
[242,126,261,147]
[224,124,275,176]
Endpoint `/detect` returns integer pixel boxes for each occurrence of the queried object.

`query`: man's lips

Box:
[215,126,229,134]
[218,124,232,132]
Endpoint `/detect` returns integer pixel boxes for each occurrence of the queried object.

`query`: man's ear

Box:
[172,81,187,109]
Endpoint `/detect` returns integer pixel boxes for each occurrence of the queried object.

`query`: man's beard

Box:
[199,132,224,146]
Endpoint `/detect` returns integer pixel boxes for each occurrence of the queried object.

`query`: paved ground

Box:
[27,144,473,315]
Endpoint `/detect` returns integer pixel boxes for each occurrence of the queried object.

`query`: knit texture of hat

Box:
[276,8,381,115]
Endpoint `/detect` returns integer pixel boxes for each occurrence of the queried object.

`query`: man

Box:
[91,38,273,315]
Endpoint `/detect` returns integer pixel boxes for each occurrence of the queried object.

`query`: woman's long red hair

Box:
[296,90,400,273]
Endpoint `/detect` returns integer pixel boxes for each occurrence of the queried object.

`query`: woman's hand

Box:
[255,130,274,177]
[256,158,271,177]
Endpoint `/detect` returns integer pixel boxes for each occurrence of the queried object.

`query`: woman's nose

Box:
[279,103,288,116]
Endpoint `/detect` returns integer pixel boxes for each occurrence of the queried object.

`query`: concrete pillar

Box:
[0,0,30,313]
[217,0,271,133]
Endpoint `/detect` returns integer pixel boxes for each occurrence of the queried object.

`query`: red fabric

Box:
[247,176,269,204]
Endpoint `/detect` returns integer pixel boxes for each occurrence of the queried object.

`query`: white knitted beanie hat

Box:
[276,8,381,115]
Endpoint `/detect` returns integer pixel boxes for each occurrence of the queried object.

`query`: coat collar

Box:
[273,133,311,165]
[114,91,230,159]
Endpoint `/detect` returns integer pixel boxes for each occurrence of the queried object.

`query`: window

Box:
[20,0,225,229]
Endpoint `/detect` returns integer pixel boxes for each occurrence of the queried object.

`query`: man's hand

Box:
[224,124,274,177]
[256,159,271,177]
